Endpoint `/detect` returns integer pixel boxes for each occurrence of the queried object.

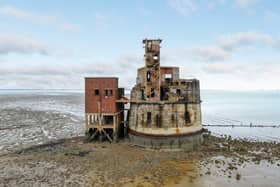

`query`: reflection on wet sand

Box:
[169,157,280,187]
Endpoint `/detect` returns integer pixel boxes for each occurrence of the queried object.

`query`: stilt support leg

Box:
[102,129,113,143]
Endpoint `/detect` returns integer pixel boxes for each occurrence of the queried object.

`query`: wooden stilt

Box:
[102,129,113,143]
[88,130,98,141]
[99,130,102,142]
[113,115,117,143]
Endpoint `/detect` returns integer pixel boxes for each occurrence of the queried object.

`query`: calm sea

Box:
[201,90,280,141]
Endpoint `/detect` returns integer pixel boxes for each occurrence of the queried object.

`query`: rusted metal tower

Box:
[143,39,161,101]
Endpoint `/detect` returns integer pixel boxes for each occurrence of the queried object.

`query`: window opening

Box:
[94,89,99,96]
[185,111,191,123]
[147,112,152,124]
[147,71,151,82]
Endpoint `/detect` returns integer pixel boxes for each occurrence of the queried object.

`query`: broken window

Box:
[94,89,99,96]
[105,89,113,97]
[164,74,172,79]
[161,87,169,100]
[147,71,151,82]
[151,88,155,97]
[185,111,191,123]
[156,114,161,127]
[141,89,145,100]
[164,74,172,83]
[171,114,175,122]
[147,112,152,124]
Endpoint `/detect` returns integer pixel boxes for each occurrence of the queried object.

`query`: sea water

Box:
[202,90,280,141]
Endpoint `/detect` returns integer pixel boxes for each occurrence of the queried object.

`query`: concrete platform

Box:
[128,130,203,150]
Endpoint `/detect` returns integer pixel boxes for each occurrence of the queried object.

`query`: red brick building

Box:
[85,77,124,142]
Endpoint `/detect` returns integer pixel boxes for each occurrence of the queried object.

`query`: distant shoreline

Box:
[0,89,279,92]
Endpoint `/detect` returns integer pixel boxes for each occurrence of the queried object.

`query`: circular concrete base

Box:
[128,130,203,150]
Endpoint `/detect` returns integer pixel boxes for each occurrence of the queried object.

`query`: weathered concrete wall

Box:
[128,131,203,150]
[128,102,203,149]
[128,103,202,130]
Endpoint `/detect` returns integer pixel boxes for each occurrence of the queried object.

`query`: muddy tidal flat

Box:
[0,136,280,187]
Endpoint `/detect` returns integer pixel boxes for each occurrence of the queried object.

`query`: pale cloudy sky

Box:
[0,0,279,90]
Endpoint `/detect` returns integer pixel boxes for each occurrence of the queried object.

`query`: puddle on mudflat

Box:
[121,157,280,187]
[172,157,280,187]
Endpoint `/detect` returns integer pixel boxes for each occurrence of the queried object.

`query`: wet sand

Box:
[0,135,280,187]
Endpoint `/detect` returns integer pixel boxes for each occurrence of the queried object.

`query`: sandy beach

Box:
[0,135,279,187]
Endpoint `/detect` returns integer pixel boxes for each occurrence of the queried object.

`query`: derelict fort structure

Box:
[85,39,203,149]
[128,39,203,149]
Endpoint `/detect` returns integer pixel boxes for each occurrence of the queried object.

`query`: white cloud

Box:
[235,0,256,8]
[0,33,49,55]
[202,62,240,74]
[192,46,229,62]
[168,0,257,14]
[218,32,273,51]
[117,55,142,68]
[0,56,139,89]
[191,32,274,62]
[0,53,144,89]
[0,74,82,89]
[207,0,226,10]
[0,5,80,32]
[0,63,122,76]
[168,0,196,16]
[200,62,280,90]
[0,53,141,76]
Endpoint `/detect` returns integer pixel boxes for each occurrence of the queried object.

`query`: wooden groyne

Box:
[202,124,280,128]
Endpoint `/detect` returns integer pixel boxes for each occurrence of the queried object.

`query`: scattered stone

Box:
[215,160,221,164]
[236,173,241,180]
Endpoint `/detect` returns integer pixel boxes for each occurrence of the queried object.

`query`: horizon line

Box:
[0,88,279,92]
